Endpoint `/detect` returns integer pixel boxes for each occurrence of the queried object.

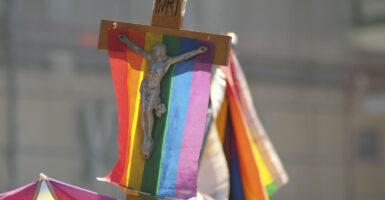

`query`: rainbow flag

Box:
[100,28,214,199]
[217,50,289,199]
[0,174,116,200]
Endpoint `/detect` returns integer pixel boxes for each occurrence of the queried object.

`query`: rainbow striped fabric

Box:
[0,175,116,200]
[216,50,289,199]
[102,29,214,199]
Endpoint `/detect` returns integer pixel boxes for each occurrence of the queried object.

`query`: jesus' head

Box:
[152,43,167,59]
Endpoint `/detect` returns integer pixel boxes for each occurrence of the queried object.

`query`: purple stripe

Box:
[175,40,214,199]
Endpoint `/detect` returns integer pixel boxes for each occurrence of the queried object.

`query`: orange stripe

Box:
[120,29,146,186]
[228,88,268,200]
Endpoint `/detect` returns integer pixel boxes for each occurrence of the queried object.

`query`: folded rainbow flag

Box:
[216,50,289,199]
[101,28,214,199]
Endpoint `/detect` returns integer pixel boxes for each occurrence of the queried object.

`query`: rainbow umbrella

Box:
[0,174,117,200]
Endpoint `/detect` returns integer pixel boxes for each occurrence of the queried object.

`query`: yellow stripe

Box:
[124,57,143,196]
[126,32,163,191]
[122,187,139,197]
[215,97,228,146]
[252,140,274,186]
[124,60,136,187]
[125,189,139,197]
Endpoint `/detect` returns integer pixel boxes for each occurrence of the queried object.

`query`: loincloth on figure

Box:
[140,80,166,117]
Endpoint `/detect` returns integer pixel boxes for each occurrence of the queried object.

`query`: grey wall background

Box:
[1,0,385,199]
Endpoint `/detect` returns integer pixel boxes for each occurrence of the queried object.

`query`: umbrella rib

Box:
[45,179,59,200]
[31,180,43,200]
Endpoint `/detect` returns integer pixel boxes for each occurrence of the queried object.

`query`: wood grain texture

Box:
[98,19,231,66]
[151,0,186,29]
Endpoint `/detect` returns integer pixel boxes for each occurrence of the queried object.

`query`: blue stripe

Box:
[229,130,245,200]
[157,38,198,197]
[230,153,245,200]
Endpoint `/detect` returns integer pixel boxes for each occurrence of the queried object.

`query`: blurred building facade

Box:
[1,0,385,200]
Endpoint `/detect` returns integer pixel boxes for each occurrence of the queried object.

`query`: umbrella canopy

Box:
[0,174,117,200]
[0,181,37,200]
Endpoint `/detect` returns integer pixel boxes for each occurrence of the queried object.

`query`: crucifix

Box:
[98,1,230,199]
[117,33,209,159]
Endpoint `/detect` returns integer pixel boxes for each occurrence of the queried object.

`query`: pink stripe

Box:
[175,41,214,199]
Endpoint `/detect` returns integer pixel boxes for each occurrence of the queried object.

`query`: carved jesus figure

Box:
[118,34,208,159]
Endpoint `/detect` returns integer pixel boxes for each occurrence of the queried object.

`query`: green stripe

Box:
[140,35,180,196]
[266,182,278,197]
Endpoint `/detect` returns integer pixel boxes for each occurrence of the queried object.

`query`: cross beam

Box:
[98,0,231,66]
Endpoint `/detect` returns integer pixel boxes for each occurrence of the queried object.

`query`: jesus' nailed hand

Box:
[117,34,208,159]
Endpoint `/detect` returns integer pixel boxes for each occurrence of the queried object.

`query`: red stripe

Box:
[105,29,131,184]
[106,29,146,185]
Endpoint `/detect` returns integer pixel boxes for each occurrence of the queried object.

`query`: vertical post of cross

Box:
[151,0,187,29]
[126,3,188,199]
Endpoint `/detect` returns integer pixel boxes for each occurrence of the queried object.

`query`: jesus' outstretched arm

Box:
[118,34,152,60]
[167,46,208,66]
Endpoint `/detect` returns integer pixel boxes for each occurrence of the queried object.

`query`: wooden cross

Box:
[97,0,231,199]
